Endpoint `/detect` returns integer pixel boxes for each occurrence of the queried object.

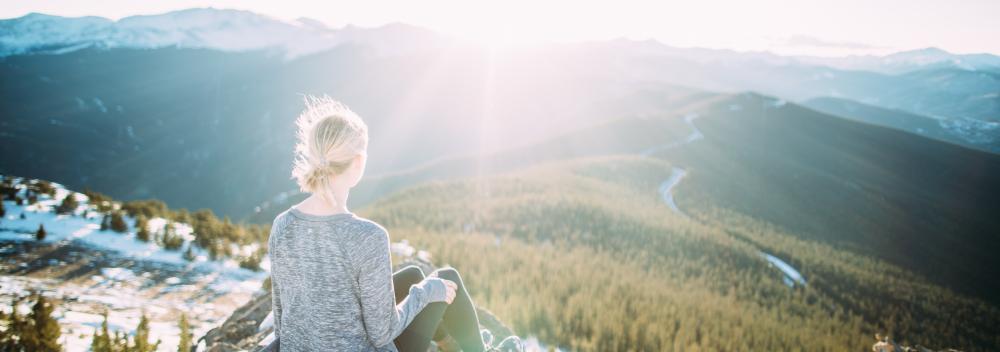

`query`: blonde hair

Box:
[291,95,369,206]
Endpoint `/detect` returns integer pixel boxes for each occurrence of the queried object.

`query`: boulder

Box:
[197,257,515,352]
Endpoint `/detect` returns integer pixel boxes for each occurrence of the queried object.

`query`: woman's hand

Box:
[442,279,457,304]
[420,277,458,304]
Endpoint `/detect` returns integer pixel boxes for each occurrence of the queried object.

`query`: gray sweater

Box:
[268,206,449,351]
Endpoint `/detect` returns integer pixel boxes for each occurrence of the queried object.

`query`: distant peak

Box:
[915,47,949,54]
[295,17,330,29]
[21,12,59,19]
[891,47,952,57]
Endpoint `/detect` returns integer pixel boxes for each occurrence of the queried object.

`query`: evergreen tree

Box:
[132,313,160,352]
[239,250,263,271]
[100,213,111,231]
[110,212,128,233]
[0,311,7,350]
[28,294,61,352]
[114,331,128,352]
[0,298,24,351]
[35,224,46,241]
[56,194,78,215]
[135,215,150,242]
[161,228,184,251]
[177,313,192,352]
[90,310,112,352]
[182,245,196,262]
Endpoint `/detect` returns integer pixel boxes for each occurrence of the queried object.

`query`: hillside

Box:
[0,175,269,351]
[649,93,1000,304]
[359,155,998,351]
[805,96,999,153]
[0,174,524,352]
[256,91,1000,307]
[248,92,719,223]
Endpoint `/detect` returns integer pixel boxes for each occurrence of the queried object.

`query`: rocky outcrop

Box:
[871,334,964,352]
[197,256,515,352]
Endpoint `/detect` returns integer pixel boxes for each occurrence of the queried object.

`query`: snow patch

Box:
[760,252,807,287]
[658,168,688,215]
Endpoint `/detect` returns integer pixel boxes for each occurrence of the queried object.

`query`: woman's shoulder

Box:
[344,216,389,240]
[269,209,293,234]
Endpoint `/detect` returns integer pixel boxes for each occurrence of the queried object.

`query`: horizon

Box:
[3,1,1000,351]
[2,0,999,57]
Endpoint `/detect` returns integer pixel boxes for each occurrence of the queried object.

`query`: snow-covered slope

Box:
[0,8,356,58]
[0,175,268,352]
[795,47,1000,74]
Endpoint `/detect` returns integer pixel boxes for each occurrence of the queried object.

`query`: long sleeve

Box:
[267,222,283,340]
[353,225,444,348]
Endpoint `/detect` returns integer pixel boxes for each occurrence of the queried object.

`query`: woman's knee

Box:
[431,267,461,283]
[396,265,425,282]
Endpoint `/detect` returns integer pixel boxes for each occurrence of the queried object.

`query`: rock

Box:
[197,257,516,352]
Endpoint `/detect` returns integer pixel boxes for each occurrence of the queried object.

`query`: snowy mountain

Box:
[0,8,439,58]
[795,47,1000,74]
[0,175,268,351]
[6,7,1000,73]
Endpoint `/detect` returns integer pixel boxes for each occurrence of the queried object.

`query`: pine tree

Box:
[0,311,7,350]
[90,310,112,352]
[177,313,192,352]
[114,330,128,352]
[28,294,62,352]
[132,313,160,352]
[101,213,111,231]
[0,298,23,351]
[110,212,128,233]
[182,245,196,262]
[135,215,150,242]
[56,193,78,215]
[36,223,46,241]
[239,251,262,271]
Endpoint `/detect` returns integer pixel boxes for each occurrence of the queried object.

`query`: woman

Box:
[267,96,522,352]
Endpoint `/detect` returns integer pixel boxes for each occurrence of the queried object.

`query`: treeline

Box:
[0,293,195,352]
[88,311,193,352]
[120,199,269,267]
[364,156,1000,351]
[1,176,268,270]
[0,293,61,352]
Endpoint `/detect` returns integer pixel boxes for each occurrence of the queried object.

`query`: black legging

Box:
[392,266,485,352]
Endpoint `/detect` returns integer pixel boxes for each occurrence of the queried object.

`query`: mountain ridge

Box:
[5,8,1000,70]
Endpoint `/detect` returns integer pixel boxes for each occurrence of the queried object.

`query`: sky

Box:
[3,0,999,56]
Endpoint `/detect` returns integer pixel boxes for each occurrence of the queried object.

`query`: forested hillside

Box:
[657,93,1000,302]
[360,156,999,351]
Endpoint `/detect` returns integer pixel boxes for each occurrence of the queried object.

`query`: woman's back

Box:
[268,206,401,351]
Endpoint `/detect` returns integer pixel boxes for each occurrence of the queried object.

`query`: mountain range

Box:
[2,8,998,219]
[2,7,1000,351]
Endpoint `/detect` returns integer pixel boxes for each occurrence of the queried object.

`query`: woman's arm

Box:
[354,224,449,347]
[267,223,283,339]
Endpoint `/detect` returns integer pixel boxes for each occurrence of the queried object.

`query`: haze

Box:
[2,0,998,56]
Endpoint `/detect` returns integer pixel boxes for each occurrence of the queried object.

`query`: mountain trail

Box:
[645,112,703,216]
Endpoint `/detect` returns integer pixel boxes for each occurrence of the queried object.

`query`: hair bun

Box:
[290,95,369,201]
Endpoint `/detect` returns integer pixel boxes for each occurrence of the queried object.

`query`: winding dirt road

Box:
[646,113,702,216]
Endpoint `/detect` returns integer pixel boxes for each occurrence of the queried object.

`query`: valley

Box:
[1,7,998,352]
